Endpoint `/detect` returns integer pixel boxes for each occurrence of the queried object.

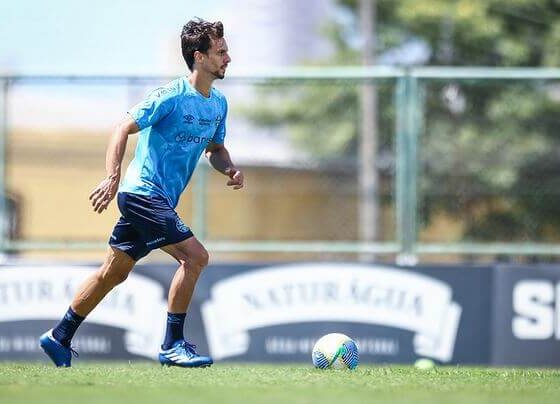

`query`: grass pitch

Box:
[1,362,559,404]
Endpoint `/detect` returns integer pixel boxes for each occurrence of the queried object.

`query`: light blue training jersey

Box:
[120,76,227,208]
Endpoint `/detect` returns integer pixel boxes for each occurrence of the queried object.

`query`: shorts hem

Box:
[108,242,146,262]
[158,230,194,249]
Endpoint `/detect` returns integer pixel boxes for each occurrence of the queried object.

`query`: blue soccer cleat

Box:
[159,340,213,368]
[39,329,78,368]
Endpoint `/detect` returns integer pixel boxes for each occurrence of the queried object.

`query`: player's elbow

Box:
[205,149,216,160]
[115,117,140,137]
[205,144,225,159]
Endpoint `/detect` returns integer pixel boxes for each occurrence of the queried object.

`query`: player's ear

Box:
[194,50,205,64]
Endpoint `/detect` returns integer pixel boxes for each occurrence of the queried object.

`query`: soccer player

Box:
[39,18,243,368]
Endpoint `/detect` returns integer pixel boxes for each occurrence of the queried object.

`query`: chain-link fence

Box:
[1,68,560,262]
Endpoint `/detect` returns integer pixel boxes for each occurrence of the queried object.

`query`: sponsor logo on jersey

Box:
[175,132,211,145]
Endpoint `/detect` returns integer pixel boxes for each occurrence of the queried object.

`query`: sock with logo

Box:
[52,306,85,348]
[162,312,187,350]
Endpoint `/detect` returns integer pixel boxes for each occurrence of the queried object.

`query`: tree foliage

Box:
[243,0,560,242]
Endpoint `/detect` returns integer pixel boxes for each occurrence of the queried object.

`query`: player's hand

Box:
[89,176,119,213]
[225,168,244,190]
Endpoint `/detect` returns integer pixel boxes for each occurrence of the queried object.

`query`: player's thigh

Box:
[161,236,209,267]
[109,214,151,262]
[118,192,192,254]
[98,246,137,283]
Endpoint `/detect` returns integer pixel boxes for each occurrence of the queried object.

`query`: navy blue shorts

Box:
[109,192,193,261]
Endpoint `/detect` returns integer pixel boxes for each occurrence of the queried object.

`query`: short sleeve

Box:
[212,98,228,144]
[128,86,178,130]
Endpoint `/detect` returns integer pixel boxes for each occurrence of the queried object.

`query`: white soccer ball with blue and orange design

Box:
[311,333,359,370]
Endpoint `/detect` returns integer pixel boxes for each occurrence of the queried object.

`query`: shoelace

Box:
[70,346,79,358]
[58,339,79,358]
[178,341,197,355]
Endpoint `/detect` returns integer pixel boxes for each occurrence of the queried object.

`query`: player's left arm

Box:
[205,142,244,190]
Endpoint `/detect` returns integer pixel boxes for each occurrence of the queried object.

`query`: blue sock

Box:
[52,307,85,348]
[162,312,186,350]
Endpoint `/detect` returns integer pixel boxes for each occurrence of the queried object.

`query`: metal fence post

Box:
[405,75,420,263]
[193,161,208,240]
[0,79,7,254]
[395,73,419,265]
[395,76,407,257]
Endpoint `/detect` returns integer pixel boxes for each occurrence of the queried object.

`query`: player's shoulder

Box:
[210,86,228,107]
[211,86,225,99]
[148,78,183,101]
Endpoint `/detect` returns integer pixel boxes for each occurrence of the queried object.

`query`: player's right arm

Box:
[89,117,139,213]
[90,83,177,213]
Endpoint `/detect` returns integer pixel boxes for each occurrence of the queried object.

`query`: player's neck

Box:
[188,71,213,98]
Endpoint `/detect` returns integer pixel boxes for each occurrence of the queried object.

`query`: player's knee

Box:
[97,267,129,287]
[177,248,208,272]
[195,248,209,268]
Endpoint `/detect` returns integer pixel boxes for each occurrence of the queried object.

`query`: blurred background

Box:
[2,0,560,367]
[1,0,560,264]
[2,0,560,265]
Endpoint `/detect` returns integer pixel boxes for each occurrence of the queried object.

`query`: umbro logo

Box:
[183,114,195,124]
[182,114,220,126]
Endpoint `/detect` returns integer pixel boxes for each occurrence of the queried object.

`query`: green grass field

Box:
[1,362,559,404]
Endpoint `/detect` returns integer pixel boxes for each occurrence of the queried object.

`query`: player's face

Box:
[204,37,231,79]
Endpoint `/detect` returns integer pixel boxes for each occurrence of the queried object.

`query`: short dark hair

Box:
[181,18,224,71]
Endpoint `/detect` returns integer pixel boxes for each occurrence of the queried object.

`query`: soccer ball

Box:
[311,333,359,370]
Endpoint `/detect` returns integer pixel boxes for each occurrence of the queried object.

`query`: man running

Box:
[40,18,243,368]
